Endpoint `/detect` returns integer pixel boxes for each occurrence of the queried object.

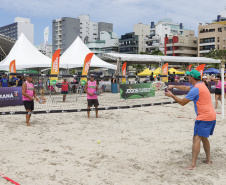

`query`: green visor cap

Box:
[186,70,201,79]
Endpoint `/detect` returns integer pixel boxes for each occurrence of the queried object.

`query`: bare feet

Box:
[202,160,212,164]
[96,115,99,118]
[185,165,196,170]
[26,123,31,127]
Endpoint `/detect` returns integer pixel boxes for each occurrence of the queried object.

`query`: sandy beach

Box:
[0,92,226,185]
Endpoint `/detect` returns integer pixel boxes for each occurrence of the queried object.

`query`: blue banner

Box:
[0,87,23,107]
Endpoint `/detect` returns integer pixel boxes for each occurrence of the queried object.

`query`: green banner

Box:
[120,83,155,99]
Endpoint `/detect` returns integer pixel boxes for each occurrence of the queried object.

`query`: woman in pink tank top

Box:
[211,75,226,109]
[22,76,38,126]
[84,74,99,118]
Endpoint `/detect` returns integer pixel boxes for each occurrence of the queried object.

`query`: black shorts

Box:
[23,101,34,111]
[87,99,99,107]
[215,88,222,95]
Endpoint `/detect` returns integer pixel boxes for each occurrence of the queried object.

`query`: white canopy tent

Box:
[0,33,51,71]
[60,37,116,70]
[102,53,221,64]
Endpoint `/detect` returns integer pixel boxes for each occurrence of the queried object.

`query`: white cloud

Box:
[0,0,225,38]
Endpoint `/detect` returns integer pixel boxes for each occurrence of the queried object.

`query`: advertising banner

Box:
[120,83,155,99]
[81,53,94,85]
[0,87,23,107]
[122,62,127,84]
[9,60,16,73]
[186,64,192,72]
[50,49,61,85]
[196,64,206,79]
[162,63,168,82]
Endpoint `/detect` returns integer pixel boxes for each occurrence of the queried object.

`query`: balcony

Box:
[199,42,215,47]
[144,44,159,48]
[166,50,197,55]
[144,36,161,41]
[199,50,210,54]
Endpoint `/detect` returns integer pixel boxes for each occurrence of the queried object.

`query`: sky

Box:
[0,0,225,45]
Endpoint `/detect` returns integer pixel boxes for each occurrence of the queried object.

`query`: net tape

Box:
[0,101,176,115]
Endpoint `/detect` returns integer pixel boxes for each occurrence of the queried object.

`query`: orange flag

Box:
[50,49,61,85]
[122,62,127,84]
[196,64,206,79]
[162,63,168,82]
[186,64,192,72]
[9,60,16,73]
[81,53,94,85]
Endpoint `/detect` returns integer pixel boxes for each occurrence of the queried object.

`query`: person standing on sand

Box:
[22,76,38,126]
[84,74,99,118]
[165,70,216,170]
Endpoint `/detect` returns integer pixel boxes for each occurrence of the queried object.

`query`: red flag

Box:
[196,64,206,79]
[186,64,192,72]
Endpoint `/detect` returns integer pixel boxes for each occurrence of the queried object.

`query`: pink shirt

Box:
[22,81,34,101]
[215,80,226,89]
[87,80,98,99]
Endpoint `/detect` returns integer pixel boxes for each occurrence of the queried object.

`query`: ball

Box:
[97,141,100,144]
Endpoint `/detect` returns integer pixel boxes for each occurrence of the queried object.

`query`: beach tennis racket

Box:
[150,81,168,91]
[95,89,103,95]
[36,97,46,104]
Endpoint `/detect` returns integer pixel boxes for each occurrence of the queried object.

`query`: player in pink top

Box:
[84,74,99,118]
[165,70,216,170]
[22,76,38,126]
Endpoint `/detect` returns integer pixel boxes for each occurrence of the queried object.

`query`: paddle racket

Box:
[0,173,20,185]
[94,89,103,95]
[36,97,46,104]
[150,81,168,91]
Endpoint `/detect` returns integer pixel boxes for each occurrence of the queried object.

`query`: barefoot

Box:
[185,165,196,170]
[26,123,31,127]
[202,160,212,164]
[96,115,99,118]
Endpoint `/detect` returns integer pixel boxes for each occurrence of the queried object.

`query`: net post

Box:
[221,67,224,120]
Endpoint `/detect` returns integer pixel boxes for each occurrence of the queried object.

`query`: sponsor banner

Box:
[186,64,192,72]
[0,87,23,107]
[120,83,155,99]
[122,62,127,84]
[9,60,16,73]
[50,49,61,85]
[196,64,206,79]
[162,63,168,82]
[81,53,94,85]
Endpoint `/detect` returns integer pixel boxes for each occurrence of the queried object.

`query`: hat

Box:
[186,70,201,80]
[202,76,207,79]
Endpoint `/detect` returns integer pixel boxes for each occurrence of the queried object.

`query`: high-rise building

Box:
[164,30,198,57]
[0,17,34,45]
[86,31,119,54]
[198,8,226,57]
[52,17,80,55]
[144,18,196,53]
[52,15,113,55]
[119,32,139,54]
[133,23,150,53]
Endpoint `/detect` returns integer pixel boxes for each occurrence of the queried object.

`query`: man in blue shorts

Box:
[165,70,216,170]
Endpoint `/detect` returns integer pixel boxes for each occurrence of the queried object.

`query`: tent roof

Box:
[60,37,116,70]
[137,68,152,76]
[0,33,51,71]
[101,53,221,64]
[169,68,185,74]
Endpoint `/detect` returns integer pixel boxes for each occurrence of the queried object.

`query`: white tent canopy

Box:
[102,53,221,64]
[60,37,116,69]
[0,33,51,71]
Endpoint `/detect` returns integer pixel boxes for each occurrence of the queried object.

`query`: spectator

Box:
[0,75,9,87]
[9,76,19,86]
[202,76,209,88]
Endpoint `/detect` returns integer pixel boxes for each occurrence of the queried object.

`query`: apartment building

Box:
[119,32,139,54]
[0,17,34,44]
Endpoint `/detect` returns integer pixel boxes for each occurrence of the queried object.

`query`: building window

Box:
[209,29,215,32]
[218,28,222,32]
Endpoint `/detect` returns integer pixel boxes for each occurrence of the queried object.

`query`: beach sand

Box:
[0,92,226,185]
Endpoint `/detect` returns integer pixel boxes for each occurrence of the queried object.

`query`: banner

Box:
[122,62,127,84]
[9,60,16,73]
[50,49,61,85]
[162,63,168,82]
[0,87,23,107]
[196,64,206,79]
[186,64,192,72]
[120,83,155,99]
[81,53,94,85]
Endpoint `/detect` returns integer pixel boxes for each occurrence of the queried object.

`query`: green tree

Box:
[204,49,226,68]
